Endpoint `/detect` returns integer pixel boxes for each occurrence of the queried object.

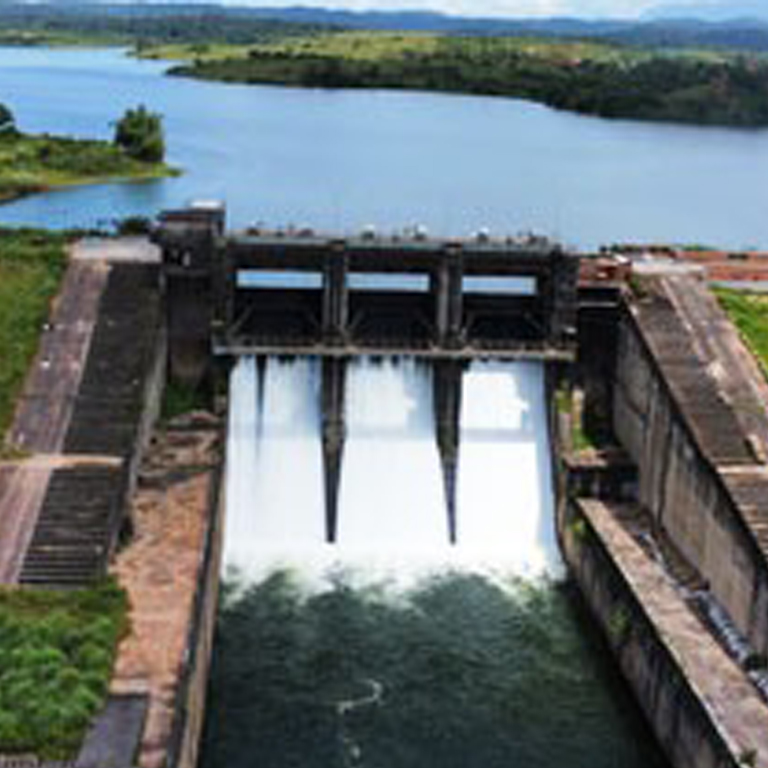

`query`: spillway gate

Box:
[153,205,580,542]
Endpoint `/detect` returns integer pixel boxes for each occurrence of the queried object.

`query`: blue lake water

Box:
[0,46,766,249]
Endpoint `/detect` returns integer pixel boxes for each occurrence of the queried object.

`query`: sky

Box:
[218,0,743,20]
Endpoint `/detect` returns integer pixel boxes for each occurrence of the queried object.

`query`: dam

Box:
[7,203,768,766]
[153,205,669,768]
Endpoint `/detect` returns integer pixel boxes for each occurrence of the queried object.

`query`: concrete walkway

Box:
[661,275,768,460]
[582,499,768,768]
[0,239,153,584]
[0,261,109,583]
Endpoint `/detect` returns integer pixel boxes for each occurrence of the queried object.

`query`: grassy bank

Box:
[0,131,177,203]
[714,288,768,373]
[156,31,768,127]
[0,579,128,758]
[0,229,68,439]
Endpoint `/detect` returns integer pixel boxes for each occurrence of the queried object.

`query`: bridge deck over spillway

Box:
[152,205,580,383]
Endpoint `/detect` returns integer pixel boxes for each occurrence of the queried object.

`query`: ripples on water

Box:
[201,569,667,768]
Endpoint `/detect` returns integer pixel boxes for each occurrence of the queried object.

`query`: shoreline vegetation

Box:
[151,32,768,128]
[0,131,177,204]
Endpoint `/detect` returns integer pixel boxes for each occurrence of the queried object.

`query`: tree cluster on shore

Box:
[0,103,170,202]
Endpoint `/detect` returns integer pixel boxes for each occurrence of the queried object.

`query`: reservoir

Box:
[0,46,767,249]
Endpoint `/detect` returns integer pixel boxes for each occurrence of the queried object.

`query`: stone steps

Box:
[18,467,124,588]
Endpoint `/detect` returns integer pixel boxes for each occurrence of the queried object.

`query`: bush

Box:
[0,579,128,759]
[0,103,15,134]
[113,104,165,163]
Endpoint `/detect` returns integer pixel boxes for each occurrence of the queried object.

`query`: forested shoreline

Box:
[167,35,768,127]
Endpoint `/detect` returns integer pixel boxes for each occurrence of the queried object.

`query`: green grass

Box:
[0,229,67,440]
[0,131,177,203]
[0,30,119,48]
[140,30,724,66]
[714,287,768,374]
[0,580,129,758]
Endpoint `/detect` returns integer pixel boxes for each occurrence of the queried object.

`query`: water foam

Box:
[224,356,560,590]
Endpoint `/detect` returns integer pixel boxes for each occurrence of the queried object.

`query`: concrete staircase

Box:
[19,467,125,587]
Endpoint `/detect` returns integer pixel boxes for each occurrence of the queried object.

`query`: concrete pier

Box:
[321,358,346,542]
[433,361,462,543]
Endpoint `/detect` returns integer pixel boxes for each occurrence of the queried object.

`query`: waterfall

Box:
[224,356,326,578]
[455,360,559,577]
[224,355,558,583]
[337,357,448,550]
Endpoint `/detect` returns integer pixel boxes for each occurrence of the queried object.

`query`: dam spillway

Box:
[336,357,448,551]
[203,355,669,768]
[154,208,667,767]
[223,356,559,580]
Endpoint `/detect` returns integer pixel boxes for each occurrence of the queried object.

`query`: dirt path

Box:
[111,426,219,768]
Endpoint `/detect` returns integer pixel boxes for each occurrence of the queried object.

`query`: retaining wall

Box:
[560,500,743,768]
[165,452,225,768]
[612,305,768,654]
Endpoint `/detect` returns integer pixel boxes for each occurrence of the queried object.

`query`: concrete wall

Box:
[612,312,768,654]
[560,501,738,768]
[166,457,225,768]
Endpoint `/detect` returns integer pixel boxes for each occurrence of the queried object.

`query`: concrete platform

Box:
[71,237,161,264]
[580,498,768,768]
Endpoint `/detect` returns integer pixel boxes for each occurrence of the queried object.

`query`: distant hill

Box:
[3,3,768,52]
[645,3,768,23]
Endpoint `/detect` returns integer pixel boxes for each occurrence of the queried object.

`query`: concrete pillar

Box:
[156,205,225,388]
[548,249,579,346]
[322,358,346,542]
[435,245,464,348]
[211,241,234,350]
[434,361,463,543]
[433,264,450,344]
[322,242,349,346]
[165,274,212,387]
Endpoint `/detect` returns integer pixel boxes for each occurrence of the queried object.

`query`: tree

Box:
[0,104,15,134]
[113,105,165,163]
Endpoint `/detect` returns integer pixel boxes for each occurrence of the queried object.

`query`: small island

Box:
[153,31,768,128]
[0,104,177,203]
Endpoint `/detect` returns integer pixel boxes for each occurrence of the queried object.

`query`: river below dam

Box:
[0,47,767,249]
[201,357,670,768]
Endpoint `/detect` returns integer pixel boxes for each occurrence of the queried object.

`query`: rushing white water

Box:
[336,357,449,556]
[224,356,326,576]
[224,355,559,587]
[455,361,559,577]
